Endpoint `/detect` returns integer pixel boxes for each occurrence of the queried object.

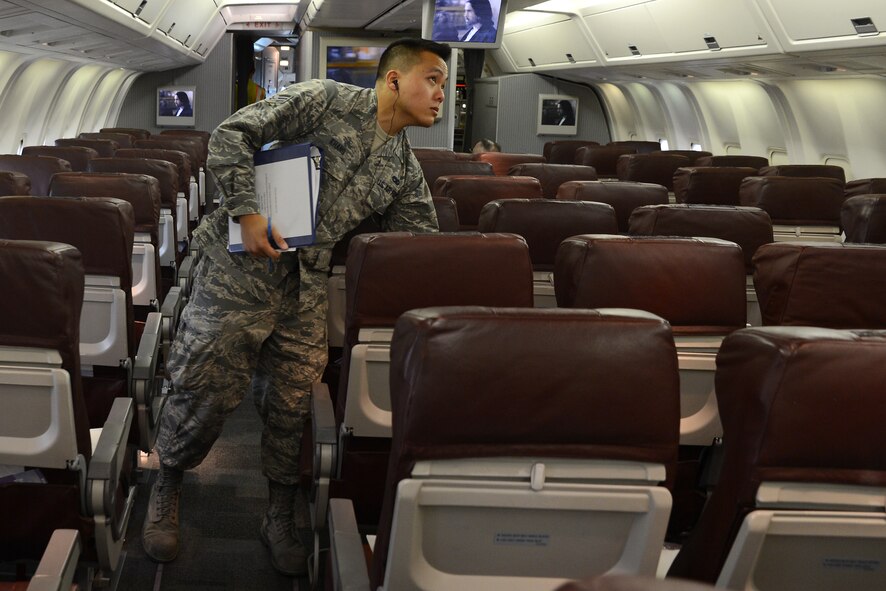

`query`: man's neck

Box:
[375,86,406,135]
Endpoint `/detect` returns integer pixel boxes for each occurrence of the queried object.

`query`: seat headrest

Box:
[693,155,768,170]
[411,148,461,162]
[0,171,31,196]
[100,127,151,140]
[753,242,886,328]
[21,146,98,172]
[345,232,533,337]
[845,177,886,198]
[79,132,133,148]
[478,199,618,270]
[419,159,493,191]
[0,196,133,287]
[673,166,759,205]
[431,196,460,232]
[628,204,773,273]
[574,146,637,177]
[472,152,546,175]
[556,180,668,231]
[433,175,543,228]
[651,150,713,166]
[55,138,118,157]
[758,164,846,184]
[616,154,691,191]
[543,140,600,164]
[89,157,178,208]
[0,155,72,195]
[115,148,192,191]
[507,163,599,198]
[134,138,201,169]
[390,306,680,462]
[739,176,845,224]
[716,326,886,486]
[841,194,886,244]
[607,141,661,154]
[0,239,83,354]
[50,172,161,236]
[555,235,746,333]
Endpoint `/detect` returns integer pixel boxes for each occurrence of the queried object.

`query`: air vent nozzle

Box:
[704,36,721,50]
[566,53,575,64]
[628,44,640,56]
[528,57,536,67]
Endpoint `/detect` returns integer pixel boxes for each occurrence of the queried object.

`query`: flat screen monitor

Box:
[157,85,196,128]
[324,46,387,88]
[422,0,507,50]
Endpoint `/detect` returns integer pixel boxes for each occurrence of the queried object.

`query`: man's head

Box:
[472,138,501,154]
[376,39,451,131]
[175,91,190,108]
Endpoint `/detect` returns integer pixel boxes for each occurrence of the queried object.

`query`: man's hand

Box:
[238,213,289,260]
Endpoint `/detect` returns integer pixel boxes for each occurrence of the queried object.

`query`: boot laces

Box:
[155,485,181,520]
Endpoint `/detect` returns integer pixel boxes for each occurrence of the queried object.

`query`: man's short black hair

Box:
[376,38,451,82]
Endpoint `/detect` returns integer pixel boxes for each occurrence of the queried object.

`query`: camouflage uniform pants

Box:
[155,253,327,486]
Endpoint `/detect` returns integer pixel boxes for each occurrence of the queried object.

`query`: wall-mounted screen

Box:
[537,94,578,136]
[157,86,196,128]
[324,46,386,88]
[422,0,507,50]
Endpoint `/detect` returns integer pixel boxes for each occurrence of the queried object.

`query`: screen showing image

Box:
[537,94,578,136]
[425,0,505,48]
[540,98,577,126]
[157,86,196,127]
[325,46,386,89]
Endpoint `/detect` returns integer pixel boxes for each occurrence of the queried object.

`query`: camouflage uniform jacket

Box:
[198,79,438,295]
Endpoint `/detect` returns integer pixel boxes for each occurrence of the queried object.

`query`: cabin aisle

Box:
[121,398,310,590]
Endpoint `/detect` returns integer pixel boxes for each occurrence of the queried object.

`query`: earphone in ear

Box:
[393,79,399,90]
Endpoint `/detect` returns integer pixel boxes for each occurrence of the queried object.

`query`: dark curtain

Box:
[461,48,485,152]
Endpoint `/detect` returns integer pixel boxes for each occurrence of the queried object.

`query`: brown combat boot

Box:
[142,466,182,562]
[260,480,307,576]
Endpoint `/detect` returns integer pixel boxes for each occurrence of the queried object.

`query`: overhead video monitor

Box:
[157,85,196,128]
[422,0,507,50]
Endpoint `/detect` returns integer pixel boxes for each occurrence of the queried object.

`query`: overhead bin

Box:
[112,0,170,26]
[647,0,771,54]
[581,3,670,60]
[502,11,598,69]
[580,0,773,63]
[756,0,886,50]
[156,0,217,47]
[191,14,227,57]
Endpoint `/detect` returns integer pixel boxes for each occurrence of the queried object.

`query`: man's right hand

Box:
[237,214,289,260]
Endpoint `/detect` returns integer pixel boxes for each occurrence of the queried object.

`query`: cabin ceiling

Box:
[0,0,884,81]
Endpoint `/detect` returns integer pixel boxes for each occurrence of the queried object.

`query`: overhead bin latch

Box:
[851,17,878,36]
[704,35,721,51]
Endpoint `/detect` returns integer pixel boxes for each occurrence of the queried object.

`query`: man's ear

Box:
[385,71,399,93]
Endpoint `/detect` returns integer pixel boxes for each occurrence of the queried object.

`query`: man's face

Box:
[175,95,182,107]
[396,51,448,128]
[464,2,477,26]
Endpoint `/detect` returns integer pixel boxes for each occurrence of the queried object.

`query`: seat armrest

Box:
[134,312,163,451]
[160,286,183,375]
[27,529,80,591]
[87,397,133,503]
[87,397,136,570]
[328,498,372,591]
[312,382,337,445]
[177,254,194,297]
[311,382,338,531]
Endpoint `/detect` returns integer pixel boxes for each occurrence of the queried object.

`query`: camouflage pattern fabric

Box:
[155,79,438,484]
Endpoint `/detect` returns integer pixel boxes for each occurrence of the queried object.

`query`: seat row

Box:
[308,229,886,587]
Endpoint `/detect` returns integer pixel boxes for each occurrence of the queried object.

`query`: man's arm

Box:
[380,172,439,234]
[208,80,334,256]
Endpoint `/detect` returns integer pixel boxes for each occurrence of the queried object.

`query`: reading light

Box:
[280,46,290,52]
[280,59,289,67]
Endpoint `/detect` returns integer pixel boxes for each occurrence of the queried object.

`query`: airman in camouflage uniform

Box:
[143,39,451,576]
